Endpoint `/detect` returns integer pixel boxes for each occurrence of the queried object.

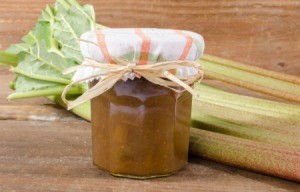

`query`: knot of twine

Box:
[61,58,203,110]
[126,62,137,71]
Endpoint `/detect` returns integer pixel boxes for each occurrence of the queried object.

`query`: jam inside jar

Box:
[90,77,192,179]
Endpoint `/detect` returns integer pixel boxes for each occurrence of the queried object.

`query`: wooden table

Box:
[0,1,299,191]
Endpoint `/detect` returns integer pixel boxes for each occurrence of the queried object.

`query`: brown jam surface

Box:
[90,77,192,178]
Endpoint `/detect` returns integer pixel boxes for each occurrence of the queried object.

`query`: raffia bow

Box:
[61,58,203,110]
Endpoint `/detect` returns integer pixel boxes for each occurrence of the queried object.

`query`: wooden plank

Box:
[0,0,299,75]
[0,104,80,121]
[0,120,299,192]
[0,1,299,190]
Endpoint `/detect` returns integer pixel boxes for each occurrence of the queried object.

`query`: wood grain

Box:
[0,120,299,192]
[0,0,299,75]
[0,0,300,191]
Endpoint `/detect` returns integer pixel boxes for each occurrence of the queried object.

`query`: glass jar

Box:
[89,77,192,179]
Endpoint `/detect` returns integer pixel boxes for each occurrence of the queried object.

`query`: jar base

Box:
[93,163,186,179]
[109,172,172,180]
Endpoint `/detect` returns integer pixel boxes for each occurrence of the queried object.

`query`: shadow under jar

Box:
[89,77,192,179]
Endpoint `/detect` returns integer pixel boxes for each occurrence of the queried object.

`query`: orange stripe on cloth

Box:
[175,30,193,60]
[135,28,151,65]
[96,31,116,64]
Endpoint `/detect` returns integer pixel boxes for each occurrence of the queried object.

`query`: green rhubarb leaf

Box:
[53,3,95,63]
[14,75,63,92]
[36,6,59,52]
[57,0,95,25]
[4,0,95,99]
[6,5,58,55]
[55,0,73,13]
[13,41,74,85]
[26,5,61,54]
[6,43,30,55]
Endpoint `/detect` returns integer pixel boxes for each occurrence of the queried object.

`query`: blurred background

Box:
[0,0,299,75]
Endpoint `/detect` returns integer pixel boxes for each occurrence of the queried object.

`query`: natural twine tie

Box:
[61,58,203,110]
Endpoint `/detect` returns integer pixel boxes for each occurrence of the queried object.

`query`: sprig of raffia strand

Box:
[61,58,203,110]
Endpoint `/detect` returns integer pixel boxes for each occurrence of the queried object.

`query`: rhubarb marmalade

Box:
[90,77,192,178]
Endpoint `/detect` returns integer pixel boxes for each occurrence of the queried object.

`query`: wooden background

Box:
[0,0,299,76]
[0,0,299,191]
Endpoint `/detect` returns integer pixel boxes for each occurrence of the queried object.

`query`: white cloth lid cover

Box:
[72,28,205,82]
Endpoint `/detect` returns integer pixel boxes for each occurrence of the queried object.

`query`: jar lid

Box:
[73,28,205,81]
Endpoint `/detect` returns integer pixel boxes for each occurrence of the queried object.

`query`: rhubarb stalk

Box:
[191,113,300,148]
[0,51,18,67]
[200,54,300,102]
[189,128,300,182]
[193,84,300,136]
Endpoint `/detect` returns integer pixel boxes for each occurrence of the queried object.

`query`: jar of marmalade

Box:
[90,77,192,178]
[75,28,204,178]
